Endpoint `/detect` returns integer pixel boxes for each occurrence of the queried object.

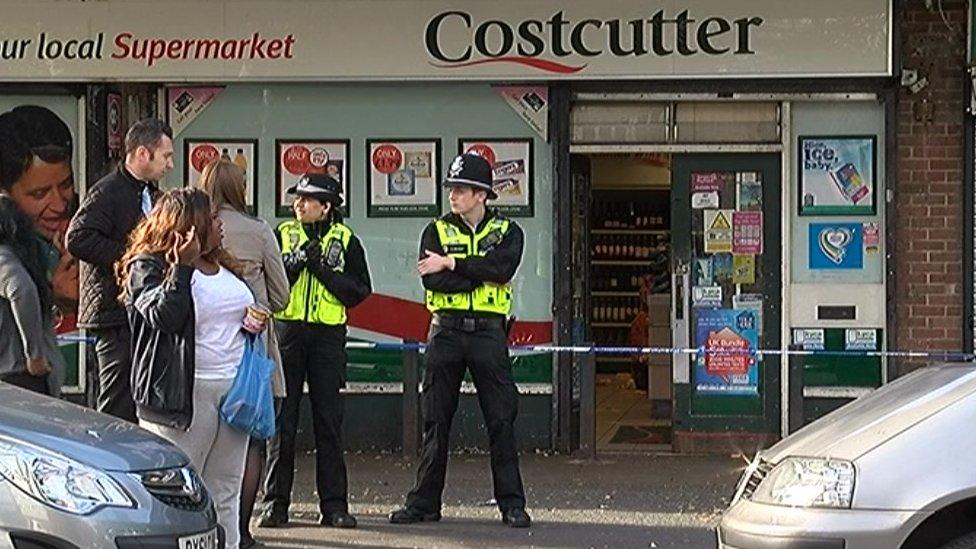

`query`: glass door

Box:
[671,154,782,435]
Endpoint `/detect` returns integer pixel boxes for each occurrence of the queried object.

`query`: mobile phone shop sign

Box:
[0,0,891,81]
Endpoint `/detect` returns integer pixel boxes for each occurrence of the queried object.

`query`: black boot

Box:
[320,510,357,528]
[389,507,442,524]
[256,507,289,528]
[501,508,531,528]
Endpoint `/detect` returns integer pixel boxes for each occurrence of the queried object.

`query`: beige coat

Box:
[218,206,290,397]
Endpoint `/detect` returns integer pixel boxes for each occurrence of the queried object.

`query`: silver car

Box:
[0,383,223,549]
[719,363,976,549]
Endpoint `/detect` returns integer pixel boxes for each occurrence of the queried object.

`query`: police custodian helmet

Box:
[443,153,497,200]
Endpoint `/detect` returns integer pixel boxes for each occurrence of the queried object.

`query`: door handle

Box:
[672,261,689,321]
[672,260,691,385]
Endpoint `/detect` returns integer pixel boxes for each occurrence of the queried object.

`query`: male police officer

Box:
[260,174,371,529]
[390,153,530,528]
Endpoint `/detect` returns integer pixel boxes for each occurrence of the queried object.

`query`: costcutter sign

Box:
[0,0,892,81]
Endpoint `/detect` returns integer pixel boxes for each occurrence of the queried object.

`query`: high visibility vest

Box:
[425,217,513,315]
[275,220,352,325]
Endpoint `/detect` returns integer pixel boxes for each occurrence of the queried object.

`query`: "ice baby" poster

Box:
[799,136,876,215]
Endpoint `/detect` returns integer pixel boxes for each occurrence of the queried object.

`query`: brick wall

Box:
[895,0,967,363]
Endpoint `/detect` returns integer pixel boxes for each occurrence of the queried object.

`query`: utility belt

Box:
[431,313,506,333]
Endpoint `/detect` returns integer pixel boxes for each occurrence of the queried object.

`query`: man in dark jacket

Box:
[66,119,174,421]
[259,174,372,530]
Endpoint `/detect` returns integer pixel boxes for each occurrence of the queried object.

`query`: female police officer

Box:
[259,173,371,529]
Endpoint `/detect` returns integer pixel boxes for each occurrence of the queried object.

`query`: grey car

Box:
[719,363,976,549]
[0,383,223,549]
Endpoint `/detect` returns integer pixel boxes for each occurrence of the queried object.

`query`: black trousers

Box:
[92,325,136,422]
[264,321,349,515]
[405,321,526,513]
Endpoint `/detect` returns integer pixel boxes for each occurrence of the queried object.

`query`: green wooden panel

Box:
[801,328,883,387]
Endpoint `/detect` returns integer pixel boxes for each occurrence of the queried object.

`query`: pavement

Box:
[249,451,743,549]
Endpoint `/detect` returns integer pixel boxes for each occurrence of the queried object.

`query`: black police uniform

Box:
[261,175,372,528]
[392,154,530,528]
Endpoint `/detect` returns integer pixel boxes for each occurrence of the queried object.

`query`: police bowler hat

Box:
[443,153,496,199]
[287,173,343,206]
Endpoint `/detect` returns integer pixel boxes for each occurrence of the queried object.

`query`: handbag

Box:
[219,334,276,440]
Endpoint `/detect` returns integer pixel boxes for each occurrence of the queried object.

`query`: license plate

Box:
[178,527,218,549]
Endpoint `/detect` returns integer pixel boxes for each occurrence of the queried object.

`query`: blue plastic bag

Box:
[220,334,276,440]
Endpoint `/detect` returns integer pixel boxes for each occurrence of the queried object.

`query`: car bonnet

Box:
[0,385,189,472]
[763,363,976,463]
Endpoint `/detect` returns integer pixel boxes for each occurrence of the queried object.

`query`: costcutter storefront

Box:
[0,0,900,454]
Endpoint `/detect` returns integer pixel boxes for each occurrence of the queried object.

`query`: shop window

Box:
[571,101,670,144]
[674,102,780,143]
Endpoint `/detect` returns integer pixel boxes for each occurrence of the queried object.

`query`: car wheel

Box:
[939,531,976,549]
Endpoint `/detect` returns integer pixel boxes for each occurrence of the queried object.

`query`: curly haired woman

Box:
[118,187,265,549]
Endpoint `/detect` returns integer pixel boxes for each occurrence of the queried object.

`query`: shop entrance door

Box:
[670,154,782,445]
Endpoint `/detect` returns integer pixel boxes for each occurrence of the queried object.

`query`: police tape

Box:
[344,341,975,361]
[56,335,974,361]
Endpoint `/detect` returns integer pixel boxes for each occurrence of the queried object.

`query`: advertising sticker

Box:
[184,139,257,213]
[275,140,349,217]
[367,139,440,217]
[800,136,876,215]
[809,223,864,270]
[793,328,826,351]
[732,211,763,254]
[704,209,734,253]
[694,309,760,395]
[460,138,533,216]
[845,329,878,351]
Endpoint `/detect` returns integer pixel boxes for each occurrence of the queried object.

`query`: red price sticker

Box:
[465,143,496,167]
[282,145,311,176]
[372,144,402,175]
[190,144,219,173]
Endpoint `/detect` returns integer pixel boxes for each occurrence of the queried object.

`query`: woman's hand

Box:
[50,227,79,303]
[51,253,80,303]
[26,356,52,377]
[174,226,201,266]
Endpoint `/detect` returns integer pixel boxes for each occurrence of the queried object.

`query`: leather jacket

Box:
[125,254,195,430]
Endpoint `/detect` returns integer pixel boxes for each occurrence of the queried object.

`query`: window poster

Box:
[185,138,258,213]
[275,140,349,217]
[799,135,876,215]
[459,138,534,216]
[367,139,440,217]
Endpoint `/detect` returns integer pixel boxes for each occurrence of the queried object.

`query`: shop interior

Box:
[587,153,674,451]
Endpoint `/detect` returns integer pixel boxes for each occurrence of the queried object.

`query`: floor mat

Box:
[609,425,672,444]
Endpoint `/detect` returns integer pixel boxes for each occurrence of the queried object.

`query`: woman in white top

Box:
[121,188,265,549]
[196,158,288,548]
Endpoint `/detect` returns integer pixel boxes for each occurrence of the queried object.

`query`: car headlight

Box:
[0,437,134,515]
[751,457,855,508]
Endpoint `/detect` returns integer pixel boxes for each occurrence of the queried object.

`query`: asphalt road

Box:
[250,451,744,548]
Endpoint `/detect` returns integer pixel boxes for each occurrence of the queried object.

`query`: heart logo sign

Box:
[819,227,852,265]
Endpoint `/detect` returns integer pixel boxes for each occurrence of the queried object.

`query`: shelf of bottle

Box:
[591,291,640,297]
[591,229,670,235]
[591,260,666,266]
[592,322,632,328]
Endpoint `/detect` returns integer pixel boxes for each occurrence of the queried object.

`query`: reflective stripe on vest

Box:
[275,220,352,325]
[425,217,513,315]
